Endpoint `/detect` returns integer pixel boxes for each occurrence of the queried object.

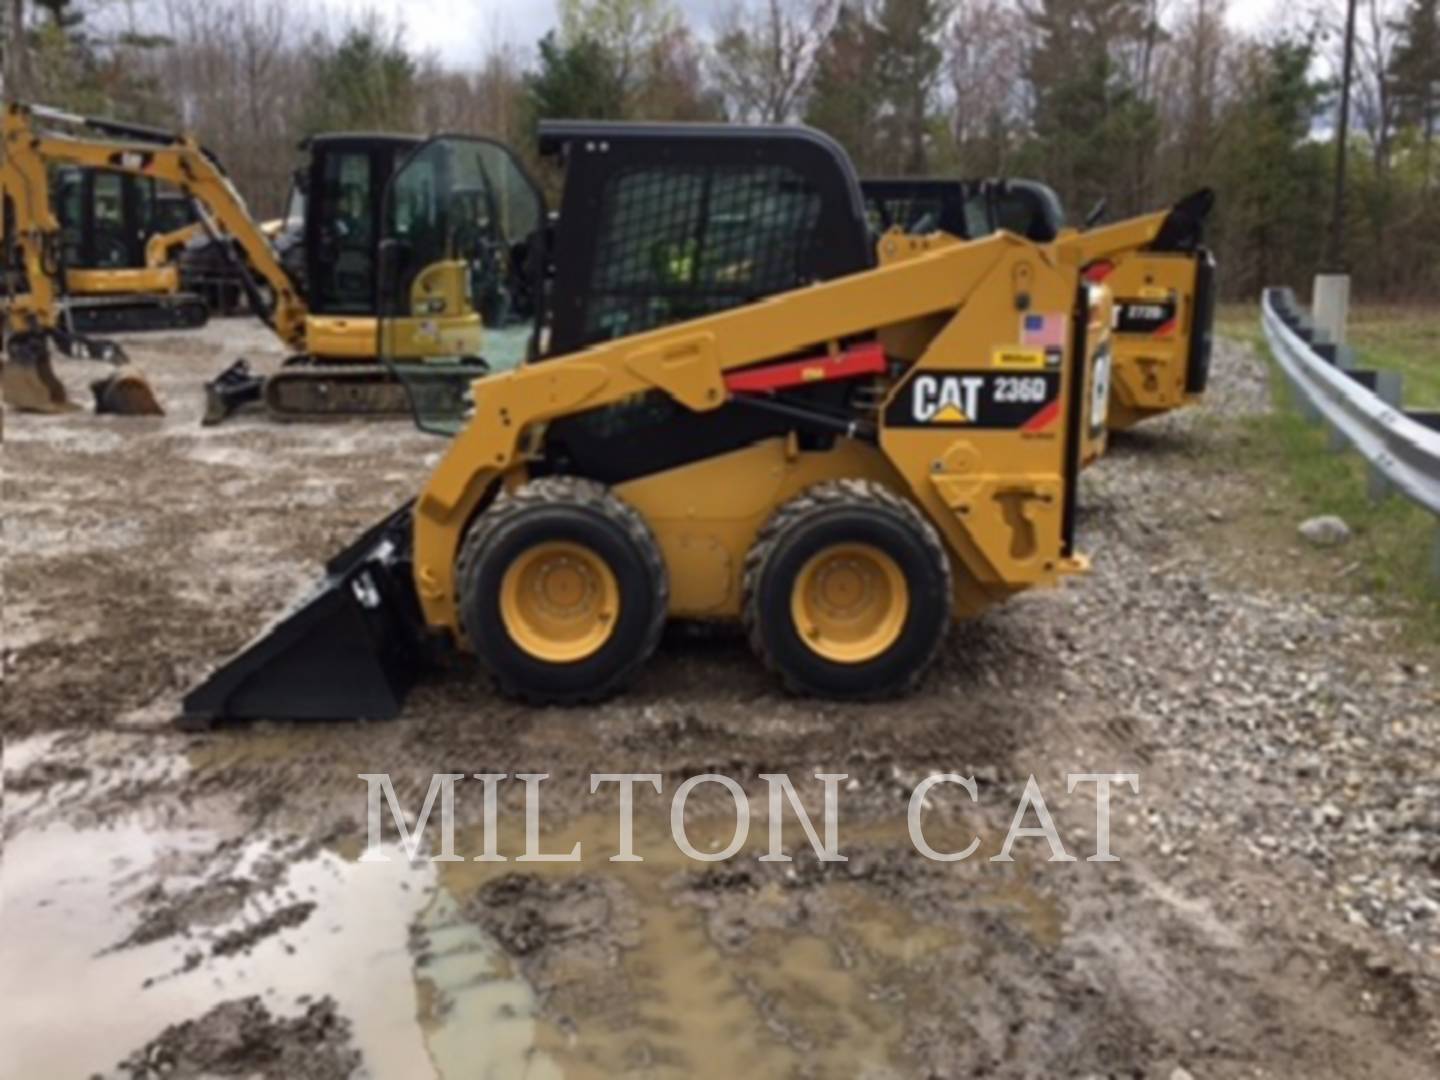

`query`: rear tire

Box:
[456,477,668,704]
[743,480,951,699]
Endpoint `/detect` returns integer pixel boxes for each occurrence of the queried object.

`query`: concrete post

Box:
[1313,274,1351,346]
[1367,371,1405,501]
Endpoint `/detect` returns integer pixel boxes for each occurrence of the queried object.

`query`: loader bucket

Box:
[1,334,79,413]
[92,365,164,416]
[179,503,429,728]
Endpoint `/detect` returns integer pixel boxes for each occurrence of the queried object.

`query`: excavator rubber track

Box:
[64,292,209,334]
[261,362,487,421]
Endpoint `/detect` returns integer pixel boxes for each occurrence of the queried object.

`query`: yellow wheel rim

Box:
[790,543,909,664]
[499,541,620,662]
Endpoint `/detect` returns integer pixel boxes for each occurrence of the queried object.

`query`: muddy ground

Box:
[3,323,1439,1078]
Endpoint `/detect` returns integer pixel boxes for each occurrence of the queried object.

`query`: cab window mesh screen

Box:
[582,164,822,344]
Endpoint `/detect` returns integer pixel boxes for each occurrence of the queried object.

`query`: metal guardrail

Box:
[1261,287,1440,579]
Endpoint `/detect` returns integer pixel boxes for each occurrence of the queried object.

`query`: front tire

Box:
[456,477,668,704]
[743,480,951,699]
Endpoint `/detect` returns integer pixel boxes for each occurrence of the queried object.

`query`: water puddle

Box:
[0,818,435,1078]
[413,892,565,1079]
[0,790,1064,1078]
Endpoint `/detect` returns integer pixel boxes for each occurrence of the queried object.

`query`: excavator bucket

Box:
[178,504,429,728]
[1,333,79,413]
[92,364,164,416]
[202,359,264,425]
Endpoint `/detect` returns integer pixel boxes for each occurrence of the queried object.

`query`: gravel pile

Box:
[1058,337,1440,963]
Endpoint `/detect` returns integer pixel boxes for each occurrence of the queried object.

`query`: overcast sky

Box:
[365,0,726,66]
[358,0,1286,71]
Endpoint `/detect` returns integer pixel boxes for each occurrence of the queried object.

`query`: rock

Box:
[1298,515,1352,547]
[1170,1068,1196,1080]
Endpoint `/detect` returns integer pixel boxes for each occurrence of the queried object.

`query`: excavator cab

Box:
[288,134,420,360]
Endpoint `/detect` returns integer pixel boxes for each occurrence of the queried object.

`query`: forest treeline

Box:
[3,0,1438,301]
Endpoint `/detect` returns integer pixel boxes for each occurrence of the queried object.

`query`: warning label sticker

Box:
[992,346,1047,370]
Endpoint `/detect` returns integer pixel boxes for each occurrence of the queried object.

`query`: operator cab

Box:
[374,134,548,430]
[376,121,880,467]
[537,121,873,357]
[52,166,197,270]
[862,177,1064,243]
[297,134,421,317]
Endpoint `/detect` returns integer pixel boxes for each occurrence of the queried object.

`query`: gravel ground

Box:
[2,323,1439,1078]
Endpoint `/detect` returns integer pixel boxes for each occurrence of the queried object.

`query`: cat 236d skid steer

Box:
[182,124,1213,723]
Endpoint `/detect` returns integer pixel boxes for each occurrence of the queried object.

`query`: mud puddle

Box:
[420,813,1064,1078]
[1,759,1066,1080]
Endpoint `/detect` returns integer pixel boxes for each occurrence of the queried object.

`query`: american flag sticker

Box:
[1021,313,1068,350]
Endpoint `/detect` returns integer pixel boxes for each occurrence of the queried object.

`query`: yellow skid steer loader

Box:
[181,124,1206,723]
[863,177,1217,432]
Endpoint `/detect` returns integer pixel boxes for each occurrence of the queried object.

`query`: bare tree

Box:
[415,39,528,139]
[560,0,680,107]
[1150,0,1232,185]
[945,0,1029,172]
[1352,0,1399,173]
[4,0,28,98]
[710,0,838,123]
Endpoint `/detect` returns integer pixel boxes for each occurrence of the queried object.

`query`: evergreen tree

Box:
[301,29,419,134]
[804,2,883,171]
[525,30,627,124]
[1216,37,1330,294]
[870,0,948,174]
[1018,0,1159,218]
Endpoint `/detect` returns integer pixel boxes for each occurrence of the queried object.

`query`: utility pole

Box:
[1327,0,1359,271]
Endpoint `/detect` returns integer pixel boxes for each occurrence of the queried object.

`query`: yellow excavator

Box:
[0,103,295,413]
[2,103,531,419]
[49,164,209,331]
[58,218,207,322]
[181,124,1214,723]
[863,177,1216,432]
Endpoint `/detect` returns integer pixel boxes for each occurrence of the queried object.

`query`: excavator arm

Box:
[145,220,204,269]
